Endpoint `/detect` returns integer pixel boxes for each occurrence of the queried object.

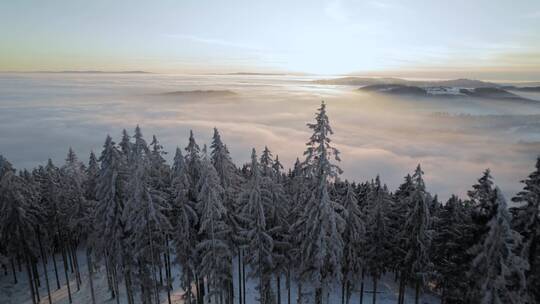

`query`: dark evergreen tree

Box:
[510,157,540,301]
[469,189,528,303]
[292,101,345,304]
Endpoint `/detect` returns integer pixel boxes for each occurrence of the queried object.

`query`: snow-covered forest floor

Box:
[0,248,440,304]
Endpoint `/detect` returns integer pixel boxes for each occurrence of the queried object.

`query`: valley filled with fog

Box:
[1,72,539,200]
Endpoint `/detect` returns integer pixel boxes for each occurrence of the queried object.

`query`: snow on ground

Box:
[1,249,439,304]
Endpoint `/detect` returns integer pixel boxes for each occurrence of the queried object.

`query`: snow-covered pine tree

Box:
[184,130,210,303]
[466,169,499,298]
[364,176,394,304]
[185,130,202,198]
[211,128,241,193]
[84,151,100,304]
[340,181,366,304]
[400,165,433,304]
[120,129,133,162]
[85,151,99,202]
[149,134,174,302]
[59,148,89,291]
[93,135,128,303]
[0,155,41,304]
[469,169,498,225]
[261,151,290,304]
[123,126,170,304]
[272,155,284,183]
[239,149,275,304]
[391,173,415,299]
[292,101,345,304]
[210,128,244,303]
[170,147,199,304]
[432,195,475,303]
[469,189,528,303]
[196,146,232,303]
[285,157,308,304]
[510,157,540,301]
[149,135,171,194]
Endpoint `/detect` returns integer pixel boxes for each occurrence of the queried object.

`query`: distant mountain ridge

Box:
[314,77,499,88]
[159,90,237,97]
[32,70,151,74]
[358,84,532,101]
[315,77,540,101]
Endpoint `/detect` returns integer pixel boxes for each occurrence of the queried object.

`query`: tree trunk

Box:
[67,245,74,273]
[346,281,351,304]
[186,269,193,304]
[238,248,242,304]
[159,254,164,286]
[70,246,80,291]
[277,273,282,304]
[297,281,302,304]
[51,248,61,290]
[71,242,82,290]
[359,270,365,304]
[148,222,160,304]
[287,268,291,304]
[25,255,37,304]
[87,250,96,304]
[32,258,40,287]
[32,259,40,303]
[165,254,171,304]
[112,264,120,304]
[164,233,172,304]
[415,281,420,304]
[440,285,445,304]
[105,258,115,298]
[372,276,377,304]
[38,232,53,304]
[401,277,407,304]
[11,258,17,284]
[124,265,134,304]
[242,250,246,304]
[61,239,73,303]
[341,279,345,304]
[195,272,201,304]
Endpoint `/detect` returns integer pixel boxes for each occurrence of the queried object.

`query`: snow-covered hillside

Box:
[0,249,440,304]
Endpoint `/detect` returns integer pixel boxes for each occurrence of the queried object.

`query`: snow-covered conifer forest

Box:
[1,101,539,304]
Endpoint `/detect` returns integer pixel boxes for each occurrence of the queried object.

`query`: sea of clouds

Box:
[1,73,540,201]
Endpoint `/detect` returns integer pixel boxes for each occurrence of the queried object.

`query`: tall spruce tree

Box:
[432,195,474,303]
[196,147,232,303]
[469,189,528,303]
[0,156,41,304]
[124,126,170,304]
[292,101,345,304]
[400,165,433,304]
[239,149,275,304]
[171,147,199,304]
[93,135,128,303]
[510,157,540,301]
[340,181,366,304]
[364,176,394,304]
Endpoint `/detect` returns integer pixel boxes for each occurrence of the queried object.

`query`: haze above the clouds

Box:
[1,0,540,79]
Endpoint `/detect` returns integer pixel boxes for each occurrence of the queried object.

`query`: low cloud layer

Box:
[1,73,539,201]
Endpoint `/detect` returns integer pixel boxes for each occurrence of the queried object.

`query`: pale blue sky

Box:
[1,0,540,77]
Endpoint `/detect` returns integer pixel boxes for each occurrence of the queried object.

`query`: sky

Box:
[1,0,540,78]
